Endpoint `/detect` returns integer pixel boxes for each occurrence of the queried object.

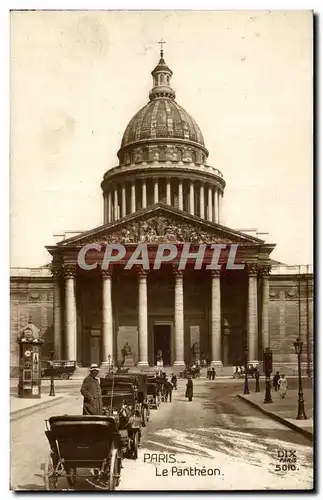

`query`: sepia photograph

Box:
[9,10,313,491]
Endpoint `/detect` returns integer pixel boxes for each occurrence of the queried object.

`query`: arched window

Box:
[160,74,165,84]
[166,75,170,84]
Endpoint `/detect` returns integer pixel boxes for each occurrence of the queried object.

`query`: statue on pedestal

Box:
[121,342,131,365]
[190,341,199,363]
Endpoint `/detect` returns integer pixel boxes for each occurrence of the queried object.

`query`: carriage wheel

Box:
[108,446,119,490]
[43,453,58,490]
[60,372,68,380]
[131,432,139,460]
[66,468,76,487]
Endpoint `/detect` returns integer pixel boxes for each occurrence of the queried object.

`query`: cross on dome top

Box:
[157,38,166,58]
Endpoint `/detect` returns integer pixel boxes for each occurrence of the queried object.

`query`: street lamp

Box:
[49,350,55,397]
[294,338,307,420]
[263,348,273,404]
[243,348,249,395]
[108,354,111,373]
[255,367,260,392]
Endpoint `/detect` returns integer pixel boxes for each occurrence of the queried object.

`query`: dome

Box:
[117,49,208,165]
[120,99,205,149]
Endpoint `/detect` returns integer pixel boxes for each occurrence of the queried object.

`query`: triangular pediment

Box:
[56,204,265,247]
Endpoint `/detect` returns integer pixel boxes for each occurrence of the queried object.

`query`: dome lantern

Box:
[149,41,176,100]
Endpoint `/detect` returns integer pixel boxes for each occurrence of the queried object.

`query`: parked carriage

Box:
[43,415,122,490]
[100,377,142,459]
[146,373,163,408]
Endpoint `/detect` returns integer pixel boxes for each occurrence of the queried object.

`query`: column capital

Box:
[101,268,113,279]
[172,265,183,278]
[63,264,77,278]
[136,267,148,279]
[258,265,272,276]
[211,269,221,278]
[247,263,259,276]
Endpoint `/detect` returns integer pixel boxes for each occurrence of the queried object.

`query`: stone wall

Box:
[10,273,54,376]
[269,274,313,375]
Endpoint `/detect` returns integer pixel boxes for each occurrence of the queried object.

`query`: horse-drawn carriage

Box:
[233,364,259,379]
[179,363,201,379]
[43,415,122,490]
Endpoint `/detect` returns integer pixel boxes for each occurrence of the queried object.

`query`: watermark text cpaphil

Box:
[77,243,245,270]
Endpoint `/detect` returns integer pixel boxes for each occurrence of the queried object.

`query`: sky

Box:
[10,10,313,267]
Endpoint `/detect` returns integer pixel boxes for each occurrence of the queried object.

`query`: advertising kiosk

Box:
[17,321,44,398]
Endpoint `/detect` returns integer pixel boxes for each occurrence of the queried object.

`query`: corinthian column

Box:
[248,264,259,363]
[113,186,119,220]
[189,181,195,215]
[207,185,212,222]
[63,264,77,362]
[213,189,218,223]
[154,178,159,204]
[137,270,149,367]
[260,266,271,351]
[211,270,222,367]
[200,183,205,219]
[52,266,62,359]
[121,185,126,218]
[101,269,113,366]
[178,180,183,210]
[173,269,185,367]
[107,191,112,223]
[142,180,147,209]
[131,182,136,213]
[103,193,108,224]
[166,179,171,205]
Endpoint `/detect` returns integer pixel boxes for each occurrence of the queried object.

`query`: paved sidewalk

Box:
[11,393,66,419]
[238,388,313,439]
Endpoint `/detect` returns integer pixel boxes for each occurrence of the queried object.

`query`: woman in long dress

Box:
[185,376,193,402]
[278,374,288,399]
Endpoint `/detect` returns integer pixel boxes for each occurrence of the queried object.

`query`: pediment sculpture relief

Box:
[84,216,234,244]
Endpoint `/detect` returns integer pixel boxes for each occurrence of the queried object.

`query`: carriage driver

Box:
[80,363,103,415]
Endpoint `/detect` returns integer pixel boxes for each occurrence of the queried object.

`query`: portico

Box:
[47,204,274,370]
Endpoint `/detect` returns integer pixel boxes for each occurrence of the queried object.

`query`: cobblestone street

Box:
[11,378,313,491]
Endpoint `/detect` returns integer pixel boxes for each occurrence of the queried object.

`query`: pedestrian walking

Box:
[185,376,193,402]
[171,373,177,390]
[207,366,212,380]
[164,379,173,402]
[273,371,280,392]
[80,363,103,415]
[278,374,288,399]
[211,368,216,380]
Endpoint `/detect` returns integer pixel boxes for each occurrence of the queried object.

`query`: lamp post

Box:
[255,367,260,392]
[49,350,55,397]
[243,348,249,395]
[108,354,111,373]
[263,348,273,404]
[294,338,307,420]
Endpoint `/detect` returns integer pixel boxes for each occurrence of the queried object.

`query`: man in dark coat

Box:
[185,377,193,401]
[81,364,103,415]
[164,378,173,402]
[211,368,216,380]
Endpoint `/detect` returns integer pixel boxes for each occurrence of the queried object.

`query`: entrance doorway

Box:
[153,324,172,366]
